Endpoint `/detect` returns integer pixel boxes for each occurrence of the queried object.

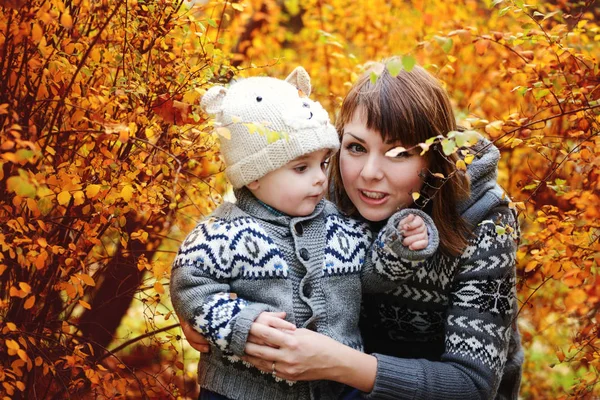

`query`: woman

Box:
[180,63,523,399]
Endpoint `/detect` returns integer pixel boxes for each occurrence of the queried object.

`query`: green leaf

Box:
[434,36,453,53]
[7,176,37,198]
[495,225,506,235]
[386,59,403,77]
[533,11,545,18]
[370,71,379,84]
[499,6,511,16]
[207,19,217,28]
[401,55,416,72]
[441,138,457,156]
[535,88,551,99]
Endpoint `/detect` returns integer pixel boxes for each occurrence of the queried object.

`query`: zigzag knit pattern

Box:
[323,214,371,275]
[173,217,289,279]
[362,208,518,379]
[194,293,249,352]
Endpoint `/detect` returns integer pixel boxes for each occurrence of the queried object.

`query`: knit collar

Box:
[234,187,326,225]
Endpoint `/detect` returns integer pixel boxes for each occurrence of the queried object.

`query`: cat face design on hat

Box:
[201,67,340,189]
[202,66,330,132]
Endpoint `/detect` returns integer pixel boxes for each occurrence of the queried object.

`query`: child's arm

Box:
[170,218,290,356]
[361,208,439,292]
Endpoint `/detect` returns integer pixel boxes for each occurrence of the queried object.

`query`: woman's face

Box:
[340,110,428,222]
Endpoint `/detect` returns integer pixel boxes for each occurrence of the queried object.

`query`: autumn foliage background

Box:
[0,0,599,398]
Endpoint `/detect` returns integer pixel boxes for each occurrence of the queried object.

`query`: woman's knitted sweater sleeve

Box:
[361,208,440,293]
[363,206,520,399]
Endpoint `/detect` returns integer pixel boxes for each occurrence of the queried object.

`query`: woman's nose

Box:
[360,154,384,181]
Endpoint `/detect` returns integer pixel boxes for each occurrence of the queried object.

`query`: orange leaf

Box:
[18,282,31,294]
[152,94,198,125]
[154,281,165,294]
[78,300,91,310]
[79,274,95,286]
[23,296,35,310]
[60,13,73,29]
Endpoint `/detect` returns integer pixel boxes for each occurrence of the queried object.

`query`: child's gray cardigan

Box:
[170,188,438,400]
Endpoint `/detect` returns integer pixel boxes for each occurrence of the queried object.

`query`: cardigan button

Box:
[299,248,310,261]
[303,283,312,297]
[294,222,304,236]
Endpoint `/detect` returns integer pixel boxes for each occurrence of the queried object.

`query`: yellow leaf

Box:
[6,339,19,350]
[37,237,47,248]
[90,47,101,62]
[385,146,408,158]
[85,184,101,198]
[464,154,475,165]
[121,185,134,202]
[17,349,28,362]
[23,296,35,310]
[73,191,85,206]
[31,23,43,42]
[154,281,165,294]
[411,192,421,201]
[57,190,71,206]
[215,127,231,140]
[78,300,91,310]
[525,260,538,273]
[6,322,17,331]
[60,13,73,29]
[18,282,31,294]
[231,2,244,11]
[79,273,95,286]
[456,159,467,171]
[16,381,25,391]
[485,120,504,138]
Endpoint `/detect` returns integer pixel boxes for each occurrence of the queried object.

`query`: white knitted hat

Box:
[201,67,340,189]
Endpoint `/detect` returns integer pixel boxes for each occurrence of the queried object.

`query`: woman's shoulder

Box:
[459,204,519,262]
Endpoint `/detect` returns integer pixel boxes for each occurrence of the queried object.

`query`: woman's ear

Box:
[285,66,311,97]
[201,86,228,114]
[246,180,260,190]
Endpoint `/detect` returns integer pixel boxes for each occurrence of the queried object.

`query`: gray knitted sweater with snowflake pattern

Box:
[170,188,438,400]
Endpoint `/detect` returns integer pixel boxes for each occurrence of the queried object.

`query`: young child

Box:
[170,67,439,400]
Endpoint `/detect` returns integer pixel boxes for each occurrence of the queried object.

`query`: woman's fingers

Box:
[248,320,295,347]
[255,311,296,331]
[245,341,283,361]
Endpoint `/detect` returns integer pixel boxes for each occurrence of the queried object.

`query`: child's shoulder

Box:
[321,200,371,233]
[197,202,261,230]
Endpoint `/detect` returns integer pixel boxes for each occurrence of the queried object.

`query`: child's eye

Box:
[294,165,307,172]
[346,143,366,154]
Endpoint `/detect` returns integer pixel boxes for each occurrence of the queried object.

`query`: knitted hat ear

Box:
[285,66,311,96]
[201,86,228,114]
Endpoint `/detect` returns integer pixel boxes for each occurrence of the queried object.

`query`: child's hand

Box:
[398,214,429,251]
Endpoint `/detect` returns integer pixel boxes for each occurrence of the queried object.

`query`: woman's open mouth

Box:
[359,189,388,204]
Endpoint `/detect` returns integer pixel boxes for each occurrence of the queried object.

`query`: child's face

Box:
[247,149,331,217]
[340,111,428,222]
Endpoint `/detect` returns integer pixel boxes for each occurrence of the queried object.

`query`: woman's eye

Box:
[346,143,366,154]
[320,159,330,169]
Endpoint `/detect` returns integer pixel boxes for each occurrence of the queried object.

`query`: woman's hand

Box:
[244,325,343,382]
[180,320,211,353]
[250,312,296,345]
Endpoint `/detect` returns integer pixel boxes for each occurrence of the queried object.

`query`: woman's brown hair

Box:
[329,62,471,256]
